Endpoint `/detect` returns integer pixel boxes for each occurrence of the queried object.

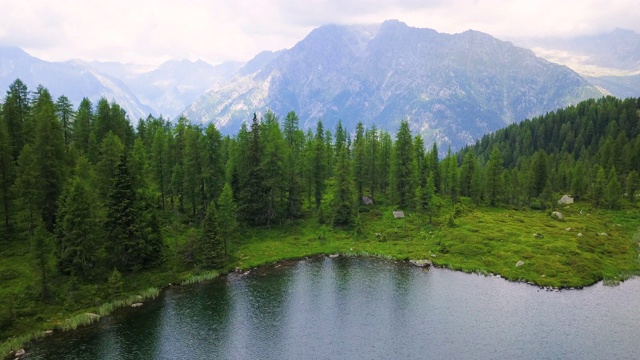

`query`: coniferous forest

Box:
[1,79,640,348]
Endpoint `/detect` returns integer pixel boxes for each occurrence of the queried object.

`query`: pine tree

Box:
[427,143,440,193]
[331,146,356,227]
[283,111,304,219]
[592,166,606,207]
[72,98,93,156]
[261,110,286,225]
[2,79,30,159]
[12,144,40,237]
[424,173,435,224]
[392,120,414,208]
[56,160,102,277]
[202,200,224,268]
[485,147,503,206]
[151,128,169,210]
[0,116,14,237]
[105,155,140,271]
[459,151,476,197]
[97,133,125,199]
[605,166,621,209]
[31,219,54,301]
[240,113,268,225]
[33,87,66,232]
[313,120,326,209]
[55,95,74,147]
[353,122,366,202]
[217,183,237,260]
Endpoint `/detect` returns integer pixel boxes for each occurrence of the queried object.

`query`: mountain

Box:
[515,29,640,98]
[182,20,602,148]
[0,46,154,120]
[0,46,243,121]
[90,59,243,118]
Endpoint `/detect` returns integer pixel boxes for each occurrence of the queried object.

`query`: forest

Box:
[1,78,640,351]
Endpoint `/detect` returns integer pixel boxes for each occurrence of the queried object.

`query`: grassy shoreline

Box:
[2,202,639,358]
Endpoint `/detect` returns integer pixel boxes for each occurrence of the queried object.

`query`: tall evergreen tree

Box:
[0,116,14,236]
[352,122,366,202]
[72,98,94,156]
[202,200,224,268]
[12,144,40,237]
[2,79,30,159]
[331,146,356,227]
[485,147,503,206]
[31,219,54,301]
[313,120,326,209]
[283,111,304,219]
[33,87,66,232]
[240,114,268,225]
[55,95,74,147]
[392,120,414,208]
[605,166,621,209]
[217,183,237,260]
[56,159,102,277]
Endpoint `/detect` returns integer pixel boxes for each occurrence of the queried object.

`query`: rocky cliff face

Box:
[182,20,602,148]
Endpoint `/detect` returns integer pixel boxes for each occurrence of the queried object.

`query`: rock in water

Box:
[409,259,432,267]
[328,254,340,259]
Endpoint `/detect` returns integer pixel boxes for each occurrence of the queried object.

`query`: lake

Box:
[28,256,640,359]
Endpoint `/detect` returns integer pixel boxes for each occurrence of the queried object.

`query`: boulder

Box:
[15,349,25,357]
[565,227,572,231]
[515,261,525,267]
[362,196,374,205]
[44,329,53,335]
[393,211,405,219]
[577,233,583,237]
[599,232,608,236]
[558,195,574,205]
[328,254,339,259]
[551,211,563,220]
[533,233,543,239]
[131,303,143,308]
[409,259,432,267]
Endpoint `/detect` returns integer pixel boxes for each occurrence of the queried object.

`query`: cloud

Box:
[0,0,638,65]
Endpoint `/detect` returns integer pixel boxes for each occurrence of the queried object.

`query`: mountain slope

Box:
[515,29,640,98]
[182,20,602,148]
[0,46,154,119]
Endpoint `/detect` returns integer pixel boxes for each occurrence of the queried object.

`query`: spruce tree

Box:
[313,120,326,209]
[283,111,304,219]
[626,170,639,204]
[331,146,356,227]
[31,219,54,301]
[605,167,621,209]
[0,116,14,237]
[72,98,93,156]
[217,183,237,260]
[392,120,414,208]
[33,86,66,232]
[592,166,606,207]
[56,161,102,277]
[2,79,30,159]
[13,144,40,237]
[485,147,503,206]
[202,200,224,268]
[55,95,74,147]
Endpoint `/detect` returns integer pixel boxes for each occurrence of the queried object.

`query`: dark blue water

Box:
[29,257,640,359]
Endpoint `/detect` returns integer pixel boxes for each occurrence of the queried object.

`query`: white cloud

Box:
[0,0,638,66]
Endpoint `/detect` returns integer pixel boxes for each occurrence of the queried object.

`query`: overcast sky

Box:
[1,0,638,66]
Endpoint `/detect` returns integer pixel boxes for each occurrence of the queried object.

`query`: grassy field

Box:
[1,198,639,357]
[234,200,640,288]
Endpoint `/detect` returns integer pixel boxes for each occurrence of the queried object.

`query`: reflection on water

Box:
[29,257,640,359]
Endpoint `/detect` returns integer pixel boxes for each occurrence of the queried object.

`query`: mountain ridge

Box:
[181,20,602,149]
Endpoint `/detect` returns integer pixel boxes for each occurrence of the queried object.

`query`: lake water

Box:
[28,257,640,359]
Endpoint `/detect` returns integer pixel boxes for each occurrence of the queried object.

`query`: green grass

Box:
[1,199,639,358]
